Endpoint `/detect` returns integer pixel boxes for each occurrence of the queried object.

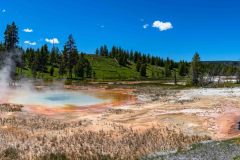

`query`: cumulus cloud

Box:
[45,38,59,44]
[24,41,36,46]
[23,28,33,33]
[152,20,173,31]
[2,9,6,13]
[143,24,149,29]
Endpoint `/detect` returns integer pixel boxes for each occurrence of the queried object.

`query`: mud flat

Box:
[1,85,240,159]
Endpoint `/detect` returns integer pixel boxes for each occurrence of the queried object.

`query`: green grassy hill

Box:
[18,54,165,81]
[86,55,164,80]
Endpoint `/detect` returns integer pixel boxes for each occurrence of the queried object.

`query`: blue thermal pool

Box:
[9,90,112,108]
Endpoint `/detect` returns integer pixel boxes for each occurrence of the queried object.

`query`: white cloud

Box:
[152,20,173,31]
[24,41,36,46]
[23,28,33,33]
[45,38,59,44]
[97,24,105,28]
[143,24,149,29]
[2,9,6,13]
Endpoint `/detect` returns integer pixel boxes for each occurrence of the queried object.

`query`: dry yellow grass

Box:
[0,105,209,160]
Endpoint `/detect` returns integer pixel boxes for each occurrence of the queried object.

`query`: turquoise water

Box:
[10,90,109,107]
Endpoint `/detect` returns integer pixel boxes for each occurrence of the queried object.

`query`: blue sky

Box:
[1,0,240,61]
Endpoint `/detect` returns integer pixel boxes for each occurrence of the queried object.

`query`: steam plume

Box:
[0,49,22,100]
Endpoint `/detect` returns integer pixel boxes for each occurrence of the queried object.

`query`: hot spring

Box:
[3,87,135,116]
[10,90,109,107]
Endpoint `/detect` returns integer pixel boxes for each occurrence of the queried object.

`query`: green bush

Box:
[39,152,68,160]
[0,147,19,160]
[233,156,240,160]
[64,79,72,85]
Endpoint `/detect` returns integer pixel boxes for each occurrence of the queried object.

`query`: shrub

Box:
[0,147,19,160]
[39,152,68,160]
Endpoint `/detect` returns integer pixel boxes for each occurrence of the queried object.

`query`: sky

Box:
[1,0,240,61]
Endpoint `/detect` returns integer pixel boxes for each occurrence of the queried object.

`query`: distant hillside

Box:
[202,61,240,66]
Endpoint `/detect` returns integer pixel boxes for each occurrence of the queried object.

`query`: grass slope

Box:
[18,55,165,81]
[86,55,164,80]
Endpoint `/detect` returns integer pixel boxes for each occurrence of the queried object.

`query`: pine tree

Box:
[62,46,68,70]
[0,43,5,52]
[164,62,171,77]
[50,47,58,66]
[134,51,140,63]
[237,69,240,84]
[39,44,49,76]
[26,48,35,68]
[140,64,147,77]
[173,69,177,85]
[99,45,108,56]
[3,22,20,81]
[85,60,92,78]
[110,46,117,58]
[4,22,19,50]
[95,48,99,55]
[142,54,147,64]
[74,59,84,79]
[58,56,66,78]
[64,34,78,78]
[50,66,54,76]
[103,45,108,56]
[136,61,141,72]
[151,56,155,65]
[129,50,134,61]
[31,59,38,78]
[178,61,188,76]
[191,52,201,85]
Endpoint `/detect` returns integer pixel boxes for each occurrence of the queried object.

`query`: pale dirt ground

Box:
[61,87,240,140]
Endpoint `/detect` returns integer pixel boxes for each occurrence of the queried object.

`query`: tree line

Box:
[95,45,178,77]
[23,36,93,79]
[0,22,240,85]
[0,22,93,80]
[190,53,240,86]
